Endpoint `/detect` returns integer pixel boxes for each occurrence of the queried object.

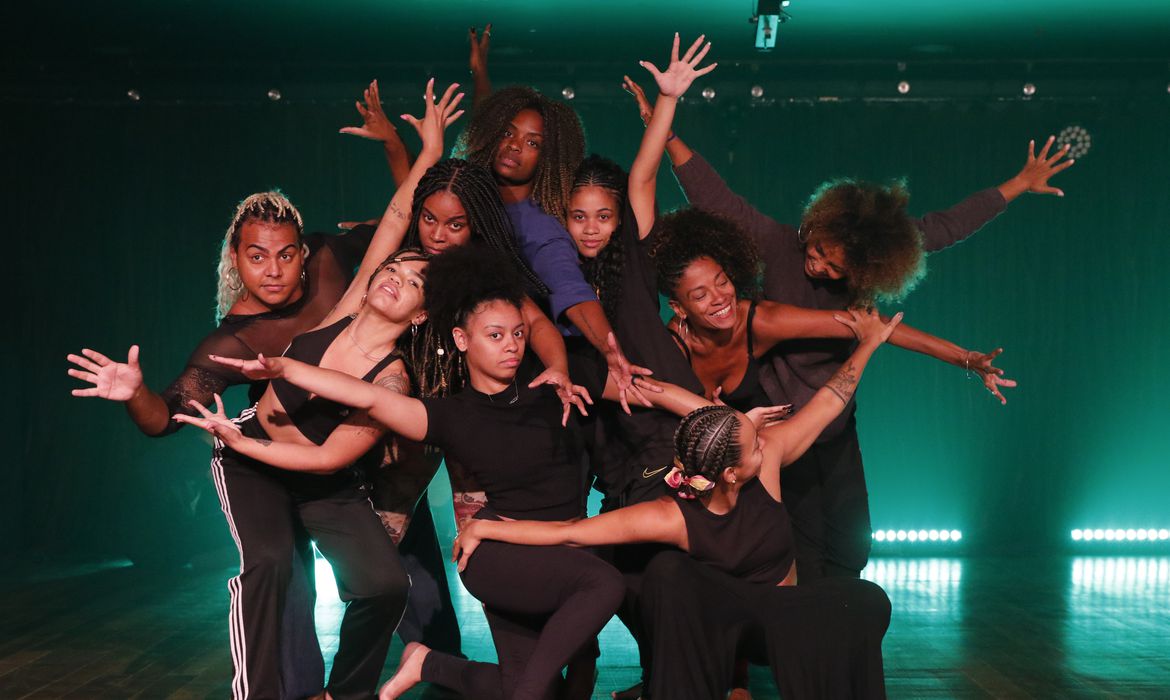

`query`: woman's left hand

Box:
[339,79,406,153]
[639,33,717,99]
[400,78,465,158]
[173,394,244,446]
[528,368,594,426]
[452,521,484,573]
[963,348,1017,405]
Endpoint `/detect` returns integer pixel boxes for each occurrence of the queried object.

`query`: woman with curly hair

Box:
[620,79,1069,581]
[451,308,902,700]
[651,204,1017,586]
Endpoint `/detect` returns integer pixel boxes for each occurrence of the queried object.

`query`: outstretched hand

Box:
[339,80,406,152]
[834,308,903,348]
[173,394,244,446]
[400,79,465,157]
[209,353,285,381]
[68,345,144,401]
[1001,136,1075,200]
[963,348,1017,405]
[711,386,791,427]
[604,333,659,414]
[528,368,594,426]
[639,33,717,99]
[622,75,654,126]
[469,24,492,75]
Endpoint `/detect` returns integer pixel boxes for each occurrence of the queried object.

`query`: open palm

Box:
[68,346,143,401]
[640,33,716,99]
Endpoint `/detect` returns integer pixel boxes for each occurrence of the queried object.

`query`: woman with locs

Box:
[623,76,1067,580]
[450,307,902,699]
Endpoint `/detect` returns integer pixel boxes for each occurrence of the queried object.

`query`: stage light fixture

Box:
[1074,528,1170,542]
[127,89,141,102]
[561,86,576,100]
[752,0,790,52]
[897,81,911,95]
[267,89,282,102]
[750,85,765,99]
[701,86,716,101]
[1022,82,1037,97]
[872,529,962,544]
[1057,125,1091,158]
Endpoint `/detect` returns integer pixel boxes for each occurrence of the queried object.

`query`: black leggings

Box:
[421,535,624,700]
[641,551,891,700]
[212,413,410,700]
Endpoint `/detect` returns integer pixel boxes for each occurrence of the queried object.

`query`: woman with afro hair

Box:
[621,78,1067,580]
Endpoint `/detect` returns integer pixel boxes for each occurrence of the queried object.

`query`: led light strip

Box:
[872,529,962,543]
[1072,528,1170,542]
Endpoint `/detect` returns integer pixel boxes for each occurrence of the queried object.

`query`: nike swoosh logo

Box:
[642,465,670,479]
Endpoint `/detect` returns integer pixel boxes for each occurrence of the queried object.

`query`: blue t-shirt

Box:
[505,198,597,335]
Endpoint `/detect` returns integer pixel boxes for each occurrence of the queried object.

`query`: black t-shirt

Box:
[420,353,605,521]
[594,206,705,503]
[157,225,376,434]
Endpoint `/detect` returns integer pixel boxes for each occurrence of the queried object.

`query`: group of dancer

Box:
[67,26,1073,700]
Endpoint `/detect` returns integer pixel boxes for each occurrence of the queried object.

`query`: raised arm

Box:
[340,79,414,187]
[324,79,466,325]
[453,497,685,571]
[752,301,1016,403]
[627,33,716,239]
[468,24,493,106]
[208,354,429,441]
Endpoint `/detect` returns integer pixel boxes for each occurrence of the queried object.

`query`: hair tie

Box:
[664,459,716,499]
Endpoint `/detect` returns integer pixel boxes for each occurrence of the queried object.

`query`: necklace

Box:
[487,378,520,405]
[347,319,392,361]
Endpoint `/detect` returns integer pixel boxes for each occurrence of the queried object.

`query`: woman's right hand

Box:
[400,79,465,158]
[209,353,286,381]
[68,345,144,401]
[833,308,903,348]
[469,23,492,75]
[339,79,406,152]
[638,33,717,99]
[173,394,244,447]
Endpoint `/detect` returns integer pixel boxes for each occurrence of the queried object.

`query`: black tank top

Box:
[271,315,402,445]
[675,479,795,586]
[673,300,772,413]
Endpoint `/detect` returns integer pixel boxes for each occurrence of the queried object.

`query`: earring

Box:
[227,267,243,292]
[301,268,308,287]
[680,317,689,341]
[411,323,418,340]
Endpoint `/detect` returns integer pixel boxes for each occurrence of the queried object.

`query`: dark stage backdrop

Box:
[5,75,1168,565]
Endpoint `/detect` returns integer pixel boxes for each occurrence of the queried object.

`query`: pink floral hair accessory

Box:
[664,459,716,499]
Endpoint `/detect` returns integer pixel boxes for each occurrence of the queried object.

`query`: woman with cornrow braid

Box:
[453,307,901,699]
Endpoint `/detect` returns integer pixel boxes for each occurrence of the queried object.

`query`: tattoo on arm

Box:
[825,360,860,405]
[376,371,409,396]
[389,202,408,221]
[453,491,488,530]
[254,438,272,447]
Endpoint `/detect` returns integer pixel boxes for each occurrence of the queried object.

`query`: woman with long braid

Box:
[451,308,900,699]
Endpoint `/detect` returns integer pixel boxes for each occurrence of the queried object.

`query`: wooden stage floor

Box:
[2,554,1168,698]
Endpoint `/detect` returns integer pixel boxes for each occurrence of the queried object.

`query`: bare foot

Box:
[379,642,430,700]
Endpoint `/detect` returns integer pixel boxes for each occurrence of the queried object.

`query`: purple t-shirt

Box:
[505,198,597,335]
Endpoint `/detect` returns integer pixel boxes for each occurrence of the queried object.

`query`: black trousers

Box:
[421,532,624,700]
[641,551,891,700]
[780,414,873,580]
[211,413,410,700]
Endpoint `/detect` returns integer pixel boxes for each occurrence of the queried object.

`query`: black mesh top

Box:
[156,225,375,435]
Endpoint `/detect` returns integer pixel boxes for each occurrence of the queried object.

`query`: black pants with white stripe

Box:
[212,413,410,700]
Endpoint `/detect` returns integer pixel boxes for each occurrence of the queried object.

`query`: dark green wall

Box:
[5,72,1168,562]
